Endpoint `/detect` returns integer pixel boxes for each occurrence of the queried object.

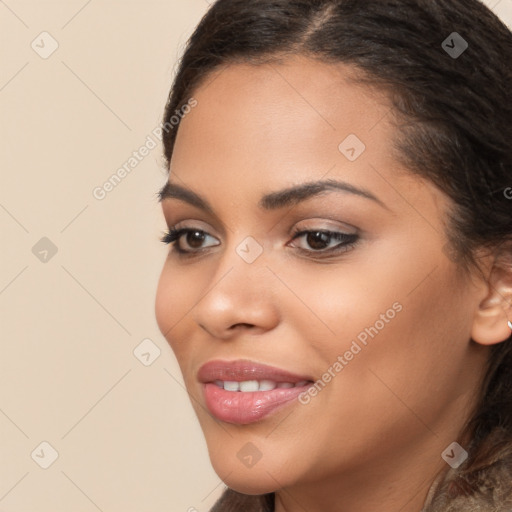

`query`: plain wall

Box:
[0,0,511,510]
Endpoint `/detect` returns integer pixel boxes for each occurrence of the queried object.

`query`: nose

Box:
[192,249,280,340]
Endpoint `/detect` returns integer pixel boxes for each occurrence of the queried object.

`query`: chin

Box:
[205,441,294,494]
[212,463,281,495]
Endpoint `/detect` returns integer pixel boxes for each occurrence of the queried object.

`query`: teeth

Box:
[239,380,259,392]
[214,380,307,392]
[259,379,277,391]
[224,381,240,392]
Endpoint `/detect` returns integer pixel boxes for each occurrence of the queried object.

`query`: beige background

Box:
[0,1,511,510]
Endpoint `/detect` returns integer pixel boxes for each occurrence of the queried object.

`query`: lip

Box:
[197,359,314,384]
[198,359,315,425]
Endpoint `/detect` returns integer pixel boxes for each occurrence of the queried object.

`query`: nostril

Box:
[231,323,254,329]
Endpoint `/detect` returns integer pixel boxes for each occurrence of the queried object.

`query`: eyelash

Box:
[160,226,359,258]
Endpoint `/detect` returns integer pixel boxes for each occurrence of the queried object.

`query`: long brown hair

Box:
[161,0,512,508]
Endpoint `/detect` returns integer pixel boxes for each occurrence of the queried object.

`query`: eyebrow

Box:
[157,178,388,212]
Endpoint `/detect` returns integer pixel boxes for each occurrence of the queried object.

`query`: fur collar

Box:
[422,428,512,511]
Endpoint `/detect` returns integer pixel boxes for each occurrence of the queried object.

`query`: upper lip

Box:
[197,359,314,384]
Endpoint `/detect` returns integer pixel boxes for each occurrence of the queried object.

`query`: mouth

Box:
[197,359,315,425]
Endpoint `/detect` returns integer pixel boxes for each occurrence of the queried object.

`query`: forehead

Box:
[167,56,436,215]
[174,56,394,160]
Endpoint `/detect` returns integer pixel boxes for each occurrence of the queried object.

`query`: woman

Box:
[154,0,512,510]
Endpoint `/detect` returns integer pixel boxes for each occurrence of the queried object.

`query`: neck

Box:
[273,434,451,512]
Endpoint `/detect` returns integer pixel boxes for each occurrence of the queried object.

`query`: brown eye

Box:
[184,230,206,249]
[305,231,332,250]
[160,227,220,254]
[289,229,359,256]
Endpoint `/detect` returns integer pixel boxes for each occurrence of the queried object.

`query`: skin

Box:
[155,55,512,512]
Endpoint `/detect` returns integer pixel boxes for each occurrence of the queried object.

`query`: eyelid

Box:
[169,219,222,238]
[166,216,357,236]
[162,222,360,259]
[162,207,228,238]
[290,217,358,234]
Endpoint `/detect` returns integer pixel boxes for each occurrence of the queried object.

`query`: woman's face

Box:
[155,56,490,497]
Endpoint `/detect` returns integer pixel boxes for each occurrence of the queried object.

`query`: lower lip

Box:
[203,382,311,425]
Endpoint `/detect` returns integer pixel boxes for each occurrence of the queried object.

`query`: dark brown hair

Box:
[161,0,512,508]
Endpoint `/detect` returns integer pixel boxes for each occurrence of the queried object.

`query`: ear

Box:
[471,247,512,346]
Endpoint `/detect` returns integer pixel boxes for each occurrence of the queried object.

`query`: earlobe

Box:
[471,310,512,346]
[470,254,512,346]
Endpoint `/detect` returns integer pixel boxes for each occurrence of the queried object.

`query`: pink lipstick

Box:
[198,359,314,424]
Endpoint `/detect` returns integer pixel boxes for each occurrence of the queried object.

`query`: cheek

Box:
[272,261,400,355]
[154,267,172,339]
[154,263,192,353]
[281,255,470,410]
[323,267,470,422]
